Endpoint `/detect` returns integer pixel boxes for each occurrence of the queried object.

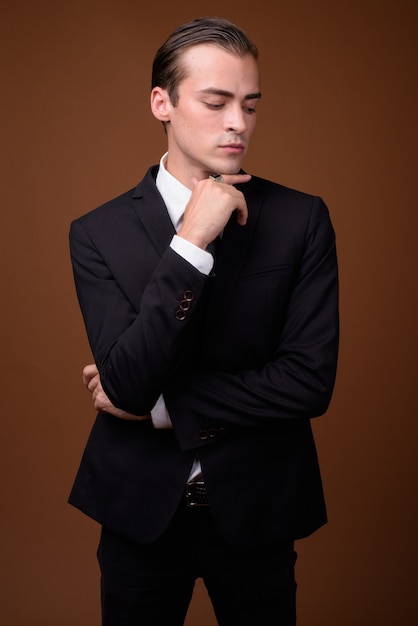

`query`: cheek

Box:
[247,116,257,135]
[173,120,194,145]
[183,124,207,146]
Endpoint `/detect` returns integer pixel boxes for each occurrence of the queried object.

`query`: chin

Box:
[216,160,244,175]
[224,164,242,174]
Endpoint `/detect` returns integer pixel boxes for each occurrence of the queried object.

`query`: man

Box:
[69,16,339,626]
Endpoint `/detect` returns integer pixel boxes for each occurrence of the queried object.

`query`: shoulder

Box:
[245,175,332,230]
[70,165,159,231]
[72,187,136,229]
[243,176,336,266]
[247,174,324,206]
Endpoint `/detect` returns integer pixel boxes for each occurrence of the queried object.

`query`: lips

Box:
[220,144,245,154]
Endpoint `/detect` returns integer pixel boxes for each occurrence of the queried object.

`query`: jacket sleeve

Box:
[164,196,339,451]
[69,218,209,414]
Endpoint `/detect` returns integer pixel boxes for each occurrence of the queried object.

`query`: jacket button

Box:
[199,429,209,440]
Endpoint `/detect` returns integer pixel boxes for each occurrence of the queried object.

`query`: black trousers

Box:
[97,501,297,626]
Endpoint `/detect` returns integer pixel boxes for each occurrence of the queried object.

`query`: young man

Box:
[69,17,339,626]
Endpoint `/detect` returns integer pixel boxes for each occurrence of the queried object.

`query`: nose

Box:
[224,103,247,134]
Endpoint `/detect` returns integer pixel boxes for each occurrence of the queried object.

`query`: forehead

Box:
[179,43,259,89]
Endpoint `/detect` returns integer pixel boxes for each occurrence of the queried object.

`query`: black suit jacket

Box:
[69,165,339,547]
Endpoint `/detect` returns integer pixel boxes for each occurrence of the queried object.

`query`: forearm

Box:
[166,336,338,449]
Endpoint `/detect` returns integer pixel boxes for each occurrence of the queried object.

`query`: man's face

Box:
[153,44,260,187]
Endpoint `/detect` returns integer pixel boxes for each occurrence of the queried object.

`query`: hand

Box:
[177,173,251,250]
[82,364,151,421]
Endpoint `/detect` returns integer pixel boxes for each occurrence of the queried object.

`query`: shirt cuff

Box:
[170,235,214,276]
[150,394,173,429]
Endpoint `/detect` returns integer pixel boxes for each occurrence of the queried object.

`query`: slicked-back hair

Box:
[151,17,258,106]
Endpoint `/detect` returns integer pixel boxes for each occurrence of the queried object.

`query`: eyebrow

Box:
[198,88,262,100]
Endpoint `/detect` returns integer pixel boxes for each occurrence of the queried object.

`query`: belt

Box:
[185,480,209,507]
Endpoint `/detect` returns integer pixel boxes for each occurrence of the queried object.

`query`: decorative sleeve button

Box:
[198,426,228,441]
[175,290,195,321]
[183,290,195,302]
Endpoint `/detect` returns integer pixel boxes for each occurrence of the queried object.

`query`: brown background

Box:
[1,0,417,624]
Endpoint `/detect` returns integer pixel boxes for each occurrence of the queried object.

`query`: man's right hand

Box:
[177,173,251,250]
[82,364,151,421]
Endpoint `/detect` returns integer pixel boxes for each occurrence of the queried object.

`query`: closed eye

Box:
[204,102,224,109]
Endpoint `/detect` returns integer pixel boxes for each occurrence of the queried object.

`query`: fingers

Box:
[82,363,98,387]
[207,176,249,226]
[214,172,251,186]
[235,197,248,226]
[83,366,100,396]
[92,386,108,410]
[90,379,113,412]
[191,173,251,188]
[180,174,250,248]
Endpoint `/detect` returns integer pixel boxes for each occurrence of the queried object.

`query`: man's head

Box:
[151,17,258,106]
[150,17,261,186]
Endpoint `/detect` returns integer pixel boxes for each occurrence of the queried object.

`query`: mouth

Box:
[219,143,246,155]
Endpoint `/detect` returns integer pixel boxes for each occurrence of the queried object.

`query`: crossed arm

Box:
[74,177,338,437]
[83,363,151,421]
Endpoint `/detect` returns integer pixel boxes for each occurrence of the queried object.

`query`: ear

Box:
[150,87,171,122]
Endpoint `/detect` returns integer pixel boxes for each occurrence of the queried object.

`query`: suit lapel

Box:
[131,166,176,256]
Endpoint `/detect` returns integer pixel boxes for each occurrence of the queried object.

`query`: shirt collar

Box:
[155,152,191,232]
